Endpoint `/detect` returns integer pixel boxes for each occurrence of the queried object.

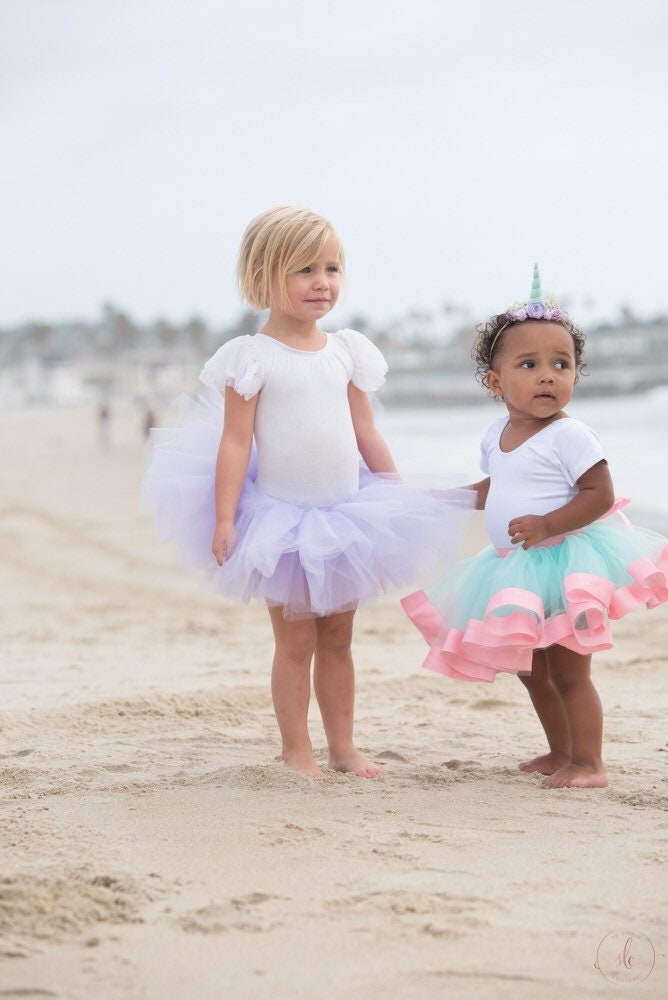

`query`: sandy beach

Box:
[1,400,666,999]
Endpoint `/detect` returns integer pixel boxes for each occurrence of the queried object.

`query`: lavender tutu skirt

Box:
[402,502,668,682]
[141,392,474,619]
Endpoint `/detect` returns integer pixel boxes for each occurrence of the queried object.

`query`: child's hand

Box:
[508,514,550,550]
[212,521,235,566]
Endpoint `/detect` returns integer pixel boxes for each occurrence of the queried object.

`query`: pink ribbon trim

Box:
[402,536,668,683]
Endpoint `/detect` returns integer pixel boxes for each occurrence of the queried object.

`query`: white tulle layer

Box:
[141,392,474,619]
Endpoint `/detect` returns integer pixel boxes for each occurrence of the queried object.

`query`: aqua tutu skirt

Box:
[401,502,668,682]
[141,392,474,619]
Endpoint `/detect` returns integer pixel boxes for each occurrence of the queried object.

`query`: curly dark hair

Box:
[472,312,587,397]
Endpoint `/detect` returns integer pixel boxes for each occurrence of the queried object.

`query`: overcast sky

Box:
[2,0,667,333]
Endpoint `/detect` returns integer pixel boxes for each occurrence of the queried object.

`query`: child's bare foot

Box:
[328,748,385,778]
[540,762,608,789]
[519,750,570,775]
[283,749,326,779]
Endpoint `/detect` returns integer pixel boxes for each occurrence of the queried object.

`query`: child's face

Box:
[272,235,341,322]
[486,321,577,421]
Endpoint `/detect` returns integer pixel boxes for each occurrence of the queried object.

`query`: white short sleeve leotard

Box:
[480,415,606,548]
[199,329,387,508]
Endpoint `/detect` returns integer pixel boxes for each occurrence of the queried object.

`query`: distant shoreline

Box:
[378,371,668,407]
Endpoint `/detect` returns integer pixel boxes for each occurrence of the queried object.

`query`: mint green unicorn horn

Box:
[529,262,542,302]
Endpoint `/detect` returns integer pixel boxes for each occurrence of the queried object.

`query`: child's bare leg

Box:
[313,610,384,778]
[517,649,571,774]
[268,606,324,778]
[541,644,607,789]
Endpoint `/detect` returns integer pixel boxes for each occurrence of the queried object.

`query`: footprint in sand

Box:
[469,699,514,710]
[176,893,284,934]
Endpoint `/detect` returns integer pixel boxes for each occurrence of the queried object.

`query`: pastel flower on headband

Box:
[526,301,546,319]
[504,264,563,323]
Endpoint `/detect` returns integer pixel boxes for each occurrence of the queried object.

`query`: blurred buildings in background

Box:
[1,302,667,409]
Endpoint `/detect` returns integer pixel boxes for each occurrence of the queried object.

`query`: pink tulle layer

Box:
[402,534,668,683]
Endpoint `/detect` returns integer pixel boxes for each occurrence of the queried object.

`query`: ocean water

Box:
[378,386,668,533]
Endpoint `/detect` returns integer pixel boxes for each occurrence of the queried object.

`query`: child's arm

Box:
[466,477,490,510]
[347,384,397,473]
[509,460,615,550]
[212,387,257,565]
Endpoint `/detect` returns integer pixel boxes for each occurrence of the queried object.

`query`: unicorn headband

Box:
[489,263,564,358]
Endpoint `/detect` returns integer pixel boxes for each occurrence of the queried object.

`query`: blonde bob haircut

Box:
[236,206,346,311]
